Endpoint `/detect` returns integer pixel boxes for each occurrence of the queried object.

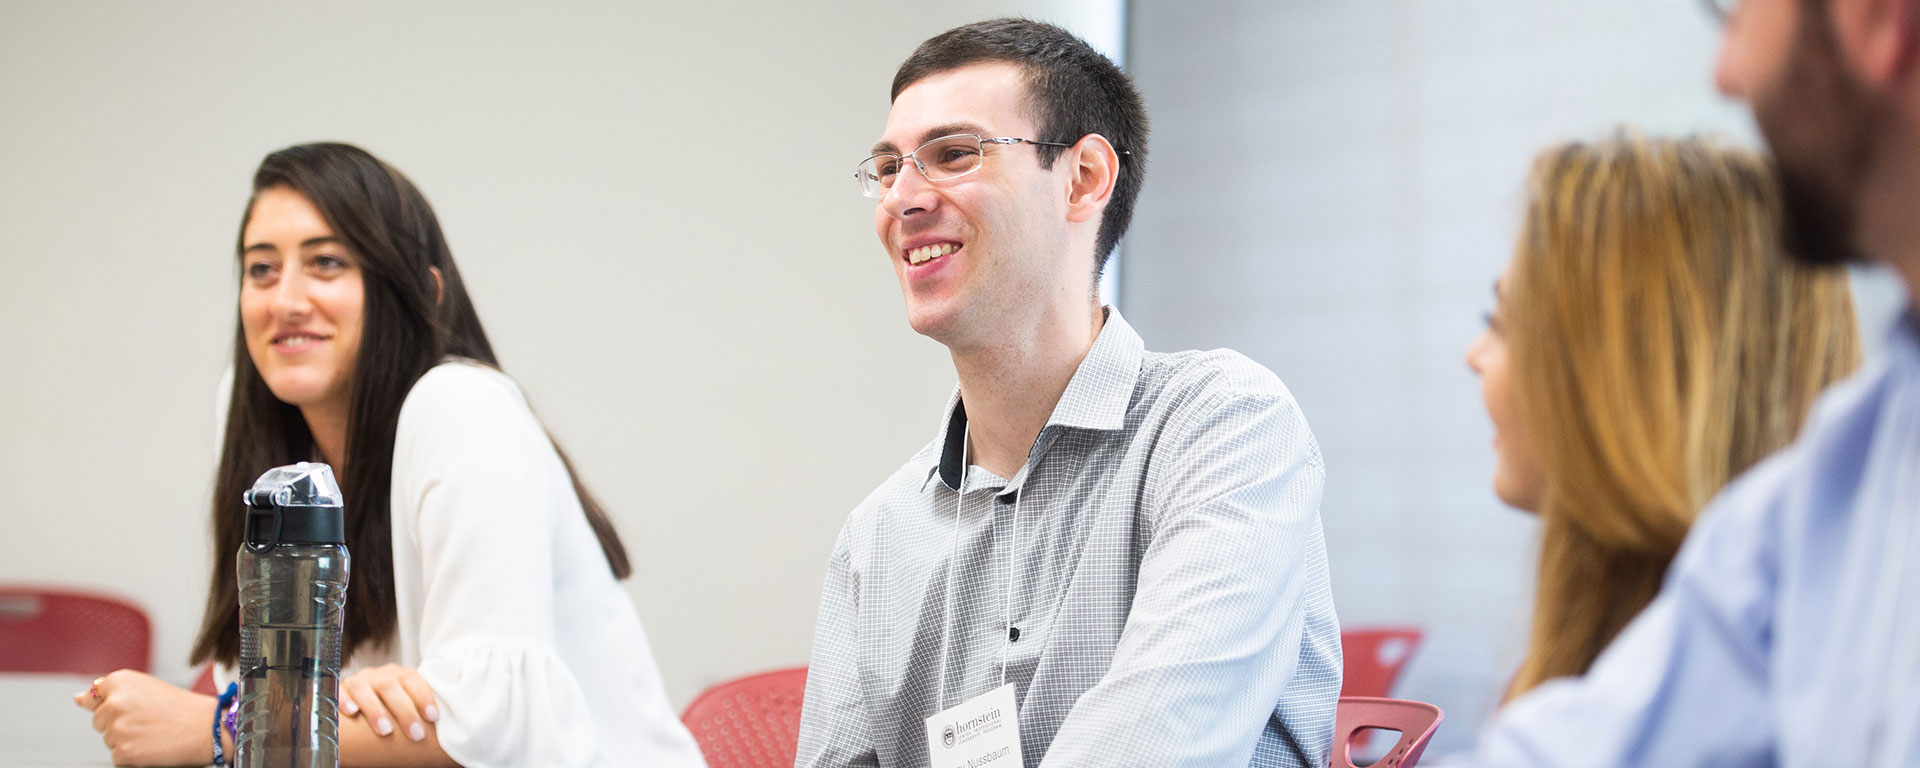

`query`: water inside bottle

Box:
[236,546,347,767]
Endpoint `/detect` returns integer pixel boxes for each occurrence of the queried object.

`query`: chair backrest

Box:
[1341,626,1422,698]
[681,666,808,768]
[1333,696,1443,768]
[0,587,151,676]
[190,663,218,695]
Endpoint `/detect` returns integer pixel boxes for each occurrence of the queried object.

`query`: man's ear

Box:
[1064,134,1121,225]
[1837,0,1920,88]
[430,266,444,306]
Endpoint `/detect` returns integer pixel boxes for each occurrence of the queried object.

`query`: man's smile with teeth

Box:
[907,242,960,265]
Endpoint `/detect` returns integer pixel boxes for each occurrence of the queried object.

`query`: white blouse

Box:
[384,361,704,768]
[217,361,705,768]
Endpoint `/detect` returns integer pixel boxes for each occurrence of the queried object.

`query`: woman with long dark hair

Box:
[75,142,704,767]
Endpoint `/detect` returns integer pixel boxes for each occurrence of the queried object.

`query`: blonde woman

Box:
[1465,132,1860,699]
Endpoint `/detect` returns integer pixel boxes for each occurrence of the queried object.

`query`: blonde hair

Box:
[1504,131,1860,698]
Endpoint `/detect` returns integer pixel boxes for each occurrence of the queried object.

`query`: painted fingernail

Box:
[409,722,426,742]
[376,718,393,736]
[424,704,440,723]
[342,698,358,715]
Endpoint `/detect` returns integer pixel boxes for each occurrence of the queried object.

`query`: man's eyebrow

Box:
[869,122,993,156]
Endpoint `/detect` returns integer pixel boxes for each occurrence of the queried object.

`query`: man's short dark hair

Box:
[892,18,1149,276]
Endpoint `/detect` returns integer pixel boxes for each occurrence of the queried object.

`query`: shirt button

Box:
[1008,626,1021,642]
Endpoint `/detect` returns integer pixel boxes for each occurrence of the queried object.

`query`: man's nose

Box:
[1711,18,1747,100]
[880,160,940,219]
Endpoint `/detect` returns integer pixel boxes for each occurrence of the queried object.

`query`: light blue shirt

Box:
[1467,311,1920,767]
[796,309,1342,767]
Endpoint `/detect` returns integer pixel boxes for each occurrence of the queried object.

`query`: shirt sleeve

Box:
[392,367,604,768]
[1464,460,1783,768]
[1040,385,1332,766]
[794,522,880,768]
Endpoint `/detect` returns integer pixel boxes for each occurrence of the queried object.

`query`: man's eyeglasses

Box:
[1701,0,1736,24]
[854,134,1071,198]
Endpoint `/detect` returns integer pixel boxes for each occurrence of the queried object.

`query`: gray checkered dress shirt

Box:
[796,309,1341,767]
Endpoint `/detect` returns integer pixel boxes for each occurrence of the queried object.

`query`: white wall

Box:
[0,0,1122,705]
[1122,0,1904,753]
[12,0,1911,753]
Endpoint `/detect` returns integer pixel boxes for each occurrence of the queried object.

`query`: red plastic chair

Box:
[1341,627,1422,697]
[0,587,152,676]
[1333,696,1443,768]
[681,666,808,768]
[190,663,218,695]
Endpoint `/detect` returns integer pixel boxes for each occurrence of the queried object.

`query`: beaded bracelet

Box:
[212,682,239,767]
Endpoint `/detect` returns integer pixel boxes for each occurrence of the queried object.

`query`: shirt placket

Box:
[992,427,1069,690]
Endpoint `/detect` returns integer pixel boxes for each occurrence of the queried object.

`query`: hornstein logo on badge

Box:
[943,724,957,748]
[951,707,1001,742]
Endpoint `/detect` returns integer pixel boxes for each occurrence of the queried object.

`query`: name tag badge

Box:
[925,683,1024,768]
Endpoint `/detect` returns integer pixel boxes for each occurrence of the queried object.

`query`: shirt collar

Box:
[1890,306,1920,378]
[923,307,1145,492]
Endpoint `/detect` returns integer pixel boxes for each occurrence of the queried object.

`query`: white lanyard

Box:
[932,423,1025,712]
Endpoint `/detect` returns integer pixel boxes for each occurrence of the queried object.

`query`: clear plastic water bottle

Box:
[235,462,350,768]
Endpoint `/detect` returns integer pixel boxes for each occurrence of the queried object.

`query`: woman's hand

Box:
[341,663,440,743]
[72,669,216,767]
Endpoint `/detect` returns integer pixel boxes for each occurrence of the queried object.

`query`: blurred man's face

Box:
[1715,0,1876,264]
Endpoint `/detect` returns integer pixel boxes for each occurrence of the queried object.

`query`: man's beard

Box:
[1756,0,1879,266]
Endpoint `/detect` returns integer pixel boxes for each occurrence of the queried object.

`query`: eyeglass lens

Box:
[857,135,987,196]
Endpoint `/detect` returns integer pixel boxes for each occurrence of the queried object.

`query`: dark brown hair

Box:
[892,18,1149,275]
[190,142,631,667]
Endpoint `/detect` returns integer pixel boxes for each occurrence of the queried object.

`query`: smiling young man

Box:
[1455,0,1920,765]
[795,19,1340,768]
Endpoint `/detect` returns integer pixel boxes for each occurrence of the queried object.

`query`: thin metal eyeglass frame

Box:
[854,135,1071,198]
[1700,0,1734,25]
